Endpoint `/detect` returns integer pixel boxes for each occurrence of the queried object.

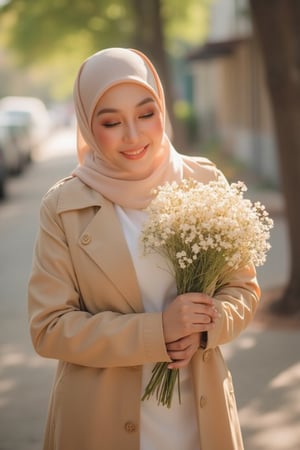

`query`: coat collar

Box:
[55,176,143,313]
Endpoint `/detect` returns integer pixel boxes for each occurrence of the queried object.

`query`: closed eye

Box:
[102,121,120,128]
[139,111,154,119]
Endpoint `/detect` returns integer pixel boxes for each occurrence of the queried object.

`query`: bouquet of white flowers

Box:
[141,177,273,408]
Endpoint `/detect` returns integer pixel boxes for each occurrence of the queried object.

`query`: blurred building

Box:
[186,0,278,185]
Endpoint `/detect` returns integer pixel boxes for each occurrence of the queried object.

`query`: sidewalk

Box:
[224,322,300,450]
[227,188,300,450]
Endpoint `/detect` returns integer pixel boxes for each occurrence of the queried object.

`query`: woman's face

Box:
[91,83,165,178]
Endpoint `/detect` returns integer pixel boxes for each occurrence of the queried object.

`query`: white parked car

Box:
[0,110,29,174]
[0,147,7,200]
[0,96,51,159]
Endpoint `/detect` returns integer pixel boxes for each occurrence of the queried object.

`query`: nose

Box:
[123,121,139,143]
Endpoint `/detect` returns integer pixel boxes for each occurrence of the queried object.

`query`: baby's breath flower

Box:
[141,177,273,408]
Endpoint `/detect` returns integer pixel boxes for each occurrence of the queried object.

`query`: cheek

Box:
[149,115,164,140]
[93,126,116,150]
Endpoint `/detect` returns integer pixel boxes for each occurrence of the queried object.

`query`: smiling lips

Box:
[122,144,149,160]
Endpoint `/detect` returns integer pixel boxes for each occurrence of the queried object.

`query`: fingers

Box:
[162,292,221,343]
[168,358,191,370]
[166,334,200,369]
[184,293,220,321]
[166,334,196,351]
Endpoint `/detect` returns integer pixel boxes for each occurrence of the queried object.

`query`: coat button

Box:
[124,421,137,433]
[202,349,212,362]
[81,234,91,245]
[200,395,207,408]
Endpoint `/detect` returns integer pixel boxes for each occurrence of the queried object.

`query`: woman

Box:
[28,48,260,450]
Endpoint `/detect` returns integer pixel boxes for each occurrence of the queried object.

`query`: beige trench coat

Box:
[28,158,260,450]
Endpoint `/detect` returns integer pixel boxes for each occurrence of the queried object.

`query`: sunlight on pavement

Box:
[0,345,55,370]
[271,362,300,388]
[222,333,257,360]
[221,327,300,450]
[240,398,300,450]
[1,351,27,366]
[0,379,16,407]
[238,352,300,450]
[33,126,76,161]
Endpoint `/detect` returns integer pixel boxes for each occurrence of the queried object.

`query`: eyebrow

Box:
[96,97,155,116]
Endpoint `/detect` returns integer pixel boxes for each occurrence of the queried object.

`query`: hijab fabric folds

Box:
[72,47,184,209]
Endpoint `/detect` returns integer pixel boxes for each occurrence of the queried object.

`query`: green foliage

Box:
[163,0,212,55]
[0,0,212,99]
[174,99,198,144]
[1,0,134,63]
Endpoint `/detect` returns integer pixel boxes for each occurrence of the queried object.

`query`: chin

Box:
[123,162,156,180]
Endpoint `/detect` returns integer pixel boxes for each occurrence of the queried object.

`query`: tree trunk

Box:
[132,0,186,147]
[250,0,300,314]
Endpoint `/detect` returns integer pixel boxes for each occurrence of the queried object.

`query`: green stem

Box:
[141,363,181,408]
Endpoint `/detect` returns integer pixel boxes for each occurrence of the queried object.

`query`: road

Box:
[0,127,298,450]
[0,128,77,450]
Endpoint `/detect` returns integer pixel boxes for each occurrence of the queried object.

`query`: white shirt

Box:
[115,206,200,450]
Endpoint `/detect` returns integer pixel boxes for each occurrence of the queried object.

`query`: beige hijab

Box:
[72,47,184,209]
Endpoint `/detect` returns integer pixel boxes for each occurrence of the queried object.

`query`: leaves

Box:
[0,0,212,99]
[0,0,211,65]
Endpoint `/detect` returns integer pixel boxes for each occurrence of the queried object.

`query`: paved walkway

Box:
[224,324,300,450]
[228,189,300,450]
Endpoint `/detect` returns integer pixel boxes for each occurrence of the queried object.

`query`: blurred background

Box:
[0,0,299,449]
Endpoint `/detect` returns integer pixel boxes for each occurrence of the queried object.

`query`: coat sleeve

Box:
[204,263,261,349]
[28,190,171,369]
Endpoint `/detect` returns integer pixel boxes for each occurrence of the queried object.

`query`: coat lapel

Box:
[78,199,143,313]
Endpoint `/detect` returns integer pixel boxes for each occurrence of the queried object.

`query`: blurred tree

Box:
[0,0,211,144]
[0,0,210,95]
[131,0,179,143]
[132,1,170,99]
[250,0,300,314]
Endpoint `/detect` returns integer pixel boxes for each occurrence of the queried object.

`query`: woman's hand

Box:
[162,292,219,344]
[166,333,202,369]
